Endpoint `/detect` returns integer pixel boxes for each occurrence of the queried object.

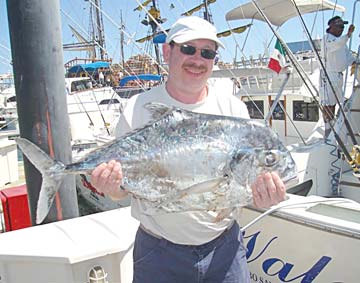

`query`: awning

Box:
[67,61,110,74]
[226,0,345,26]
[119,74,162,87]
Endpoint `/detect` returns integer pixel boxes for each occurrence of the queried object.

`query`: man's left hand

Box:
[251,172,286,208]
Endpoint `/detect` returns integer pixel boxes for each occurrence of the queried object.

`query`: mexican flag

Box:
[268,39,286,74]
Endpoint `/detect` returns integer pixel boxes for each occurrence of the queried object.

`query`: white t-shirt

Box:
[115,83,250,245]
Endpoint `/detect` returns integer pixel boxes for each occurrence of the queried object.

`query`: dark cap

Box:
[327,16,348,26]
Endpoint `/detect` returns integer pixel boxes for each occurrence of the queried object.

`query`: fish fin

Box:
[36,174,64,224]
[144,102,173,120]
[15,138,65,224]
[214,208,235,222]
[179,177,227,196]
[158,177,227,208]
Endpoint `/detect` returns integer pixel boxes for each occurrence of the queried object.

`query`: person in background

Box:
[98,71,105,85]
[105,74,111,86]
[319,16,356,138]
[90,16,287,283]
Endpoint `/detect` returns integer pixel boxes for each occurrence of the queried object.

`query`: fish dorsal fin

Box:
[144,102,174,120]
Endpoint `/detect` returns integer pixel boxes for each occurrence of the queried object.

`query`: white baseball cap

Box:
[166,16,225,49]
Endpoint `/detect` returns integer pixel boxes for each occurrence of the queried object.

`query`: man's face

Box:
[163,39,216,96]
[329,19,345,37]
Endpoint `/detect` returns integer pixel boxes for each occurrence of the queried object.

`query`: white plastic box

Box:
[0,207,138,283]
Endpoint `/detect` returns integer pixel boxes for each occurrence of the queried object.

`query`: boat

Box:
[64,76,123,142]
[0,75,123,141]
[1,1,360,282]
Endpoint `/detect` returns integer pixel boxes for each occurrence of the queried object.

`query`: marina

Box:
[0,0,360,282]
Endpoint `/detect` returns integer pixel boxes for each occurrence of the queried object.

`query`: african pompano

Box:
[16,103,297,224]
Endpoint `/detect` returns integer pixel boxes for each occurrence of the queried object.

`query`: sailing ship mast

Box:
[88,0,106,59]
[202,0,213,23]
[140,0,165,74]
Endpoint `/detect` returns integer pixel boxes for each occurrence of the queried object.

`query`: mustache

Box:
[183,63,208,72]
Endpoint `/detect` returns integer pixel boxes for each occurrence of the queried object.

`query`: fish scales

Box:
[16,103,297,223]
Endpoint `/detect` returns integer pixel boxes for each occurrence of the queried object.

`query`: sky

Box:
[0,0,359,75]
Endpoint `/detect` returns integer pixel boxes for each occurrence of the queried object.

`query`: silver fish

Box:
[16,103,297,224]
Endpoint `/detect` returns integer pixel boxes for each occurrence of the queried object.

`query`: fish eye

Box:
[264,151,279,167]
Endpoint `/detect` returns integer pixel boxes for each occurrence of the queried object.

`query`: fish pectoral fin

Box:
[214,208,235,222]
[179,177,227,197]
[156,177,228,209]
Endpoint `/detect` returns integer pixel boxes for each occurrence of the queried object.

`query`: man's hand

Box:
[351,62,358,76]
[347,24,355,37]
[90,160,127,200]
[251,172,286,209]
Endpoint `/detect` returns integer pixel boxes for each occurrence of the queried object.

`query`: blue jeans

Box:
[133,222,250,283]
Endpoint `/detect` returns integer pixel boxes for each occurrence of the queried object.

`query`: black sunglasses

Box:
[172,43,217,60]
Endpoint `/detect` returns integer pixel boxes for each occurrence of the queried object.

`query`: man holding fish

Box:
[91,16,287,283]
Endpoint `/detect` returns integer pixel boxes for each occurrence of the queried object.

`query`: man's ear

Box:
[162,44,171,63]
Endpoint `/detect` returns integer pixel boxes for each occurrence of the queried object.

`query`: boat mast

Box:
[89,0,106,60]
[120,11,125,69]
[203,0,213,23]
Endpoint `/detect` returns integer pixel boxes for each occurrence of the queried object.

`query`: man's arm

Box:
[326,24,355,53]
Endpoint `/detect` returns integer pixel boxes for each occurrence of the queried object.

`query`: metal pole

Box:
[265,72,290,122]
[6,0,79,224]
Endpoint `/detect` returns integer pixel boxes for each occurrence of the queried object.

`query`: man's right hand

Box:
[347,24,355,37]
[90,160,127,200]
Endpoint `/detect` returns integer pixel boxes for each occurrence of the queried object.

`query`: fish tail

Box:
[15,137,66,224]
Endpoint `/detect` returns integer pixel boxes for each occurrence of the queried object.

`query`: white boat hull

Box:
[238,195,360,282]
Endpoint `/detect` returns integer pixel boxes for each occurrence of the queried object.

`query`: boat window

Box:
[270,100,285,120]
[99,99,120,105]
[70,80,90,93]
[244,100,264,119]
[307,203,360,224]
[293,101,319,122]
[240,78,249,88]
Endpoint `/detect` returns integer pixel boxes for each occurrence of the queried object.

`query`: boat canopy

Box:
[153,33,167,44]
[119,74,162,87]
[67,61,110,74]
[226,0,345,26]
